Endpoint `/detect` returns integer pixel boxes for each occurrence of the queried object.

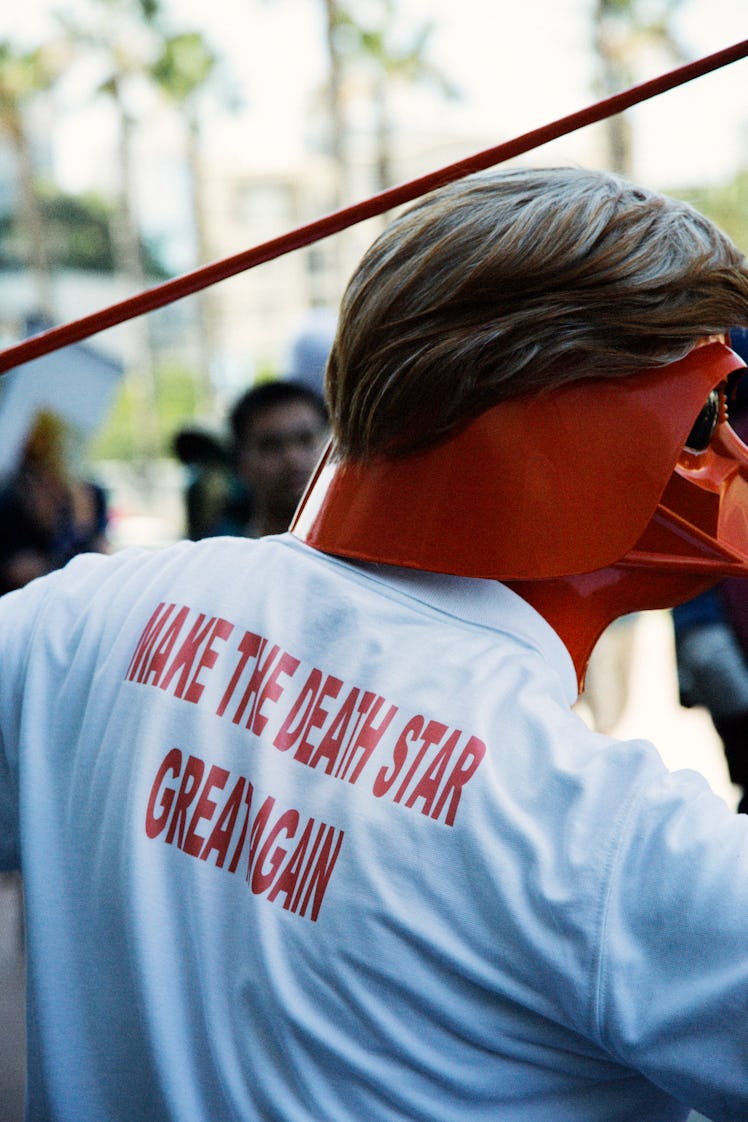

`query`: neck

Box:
[506,566,718,694]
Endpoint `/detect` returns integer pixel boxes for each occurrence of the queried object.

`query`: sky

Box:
[157,0,748,188]
[4,0,748,195]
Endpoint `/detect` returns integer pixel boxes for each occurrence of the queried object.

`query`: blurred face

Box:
[237,400,328,530]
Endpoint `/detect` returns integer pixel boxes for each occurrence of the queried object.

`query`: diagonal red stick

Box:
[1,37,746,375]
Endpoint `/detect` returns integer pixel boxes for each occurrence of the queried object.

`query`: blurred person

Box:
[171,426,237,542]
[172,381,327,542]
[0,410,108,596]
[283,306,337,396]
[220,379,328,537]
[673,582,748,811]
[3,166,748,1122]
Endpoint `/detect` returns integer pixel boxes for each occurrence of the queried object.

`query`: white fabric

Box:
[1,533,747,1121]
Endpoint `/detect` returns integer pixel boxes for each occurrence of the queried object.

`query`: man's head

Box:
[326,166,748,460]
[293,166,748,683]
[230,380,328,536]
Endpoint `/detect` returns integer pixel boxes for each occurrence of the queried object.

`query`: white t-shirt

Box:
[1,533,747,1121]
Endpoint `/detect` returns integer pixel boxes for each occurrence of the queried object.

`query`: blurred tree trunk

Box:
[0,42,66,318]
[60,0,164,462]
[150,30,221,414]
[353,1,458,195]
[591,0,686,176]
[321,0,348,209]
[103,72,160,462]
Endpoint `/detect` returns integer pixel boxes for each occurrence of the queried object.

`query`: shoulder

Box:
[593,758,748,1045]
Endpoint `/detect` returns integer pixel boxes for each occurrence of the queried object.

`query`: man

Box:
[221,379,328,537]
[2,166,748,1121]
[0,409,109,595]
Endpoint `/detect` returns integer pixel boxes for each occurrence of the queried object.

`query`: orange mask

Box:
[291,343,748,688]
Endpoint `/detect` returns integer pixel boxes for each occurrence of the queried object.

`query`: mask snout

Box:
[626,378,748,576]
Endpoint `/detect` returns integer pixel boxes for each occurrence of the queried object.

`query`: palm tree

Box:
[591,0,686,174]
[57,0,164,458]
[150,30,221,410]
[320,0,349,208]
[351,0,459,193]
[0,39,69,316]
[69,0,162,288]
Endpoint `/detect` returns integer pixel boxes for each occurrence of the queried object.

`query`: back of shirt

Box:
[0,535,742,1121]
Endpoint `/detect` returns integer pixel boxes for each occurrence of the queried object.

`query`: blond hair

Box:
[23,410,71,483]
[326,166,748,460]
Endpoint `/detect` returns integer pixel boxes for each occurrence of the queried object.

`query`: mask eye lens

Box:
[685,389,720,452]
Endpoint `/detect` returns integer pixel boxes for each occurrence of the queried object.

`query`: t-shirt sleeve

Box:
[595,764,748,1118]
